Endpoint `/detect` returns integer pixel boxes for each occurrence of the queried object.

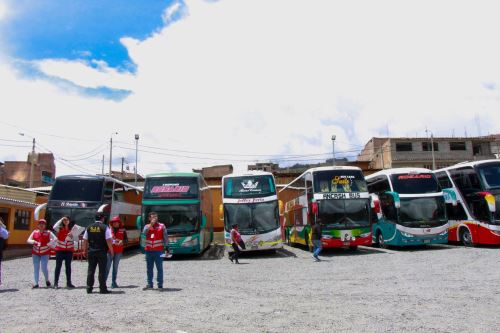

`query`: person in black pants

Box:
[82,212,114,294]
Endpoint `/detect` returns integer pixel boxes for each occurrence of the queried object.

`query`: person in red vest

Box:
[27,219,56,288]
[142,212,169,290]
[105,216,128,288]
[52,216,76,289]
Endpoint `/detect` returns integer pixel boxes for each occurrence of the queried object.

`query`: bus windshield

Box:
[398,197,447,228]
[313,170,367,193]
[477,164,500,190]
[390,173,440,194]
[224,201,279,234]
[50,178,103,202]
[46,207,96,228]
[316,199,370,229]
[144,177,199,199]
[224,175,276,198]
[143,205,199,233]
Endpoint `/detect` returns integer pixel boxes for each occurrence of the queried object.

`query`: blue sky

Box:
[0,0,499,176]
[1,0,178,71]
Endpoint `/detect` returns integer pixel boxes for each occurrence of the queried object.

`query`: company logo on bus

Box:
[60,202,87,208]
[238,180,263,193]
[151,184,190,194]
[237,198,265,203]
[397,174,432,180]
[322,193,362,200]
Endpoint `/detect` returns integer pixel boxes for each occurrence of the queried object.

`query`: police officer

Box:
[82,212,114,294]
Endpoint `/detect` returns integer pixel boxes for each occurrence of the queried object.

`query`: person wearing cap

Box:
[0,217,9,287]
[105,216,128,288]
[27,219,56,288]
[52,216,76,289]
[82,212,114,294]
[142,212,169,290]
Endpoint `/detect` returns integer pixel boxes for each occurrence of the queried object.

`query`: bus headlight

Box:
[439,230,448,236]
[182,238,199,247]
[322,235,332,239]
[401,232,414,238]
[359,233,371,238]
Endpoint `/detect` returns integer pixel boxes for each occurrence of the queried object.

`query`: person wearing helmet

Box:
[105,216,128,288]
[27,219,56,288]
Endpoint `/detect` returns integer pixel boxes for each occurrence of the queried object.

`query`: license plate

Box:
[343,241,350,246]
[423,240,430,244]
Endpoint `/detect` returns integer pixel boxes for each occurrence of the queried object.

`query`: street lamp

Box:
[331,135,336,166]
[109,132,118,176]
[134,134,139,184]
[19,133,36,188]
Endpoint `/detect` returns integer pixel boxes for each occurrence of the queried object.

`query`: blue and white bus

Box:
[366,168,448,247]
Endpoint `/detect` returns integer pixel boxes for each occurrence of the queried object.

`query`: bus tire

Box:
[460,227,474,247]
[377,232,387,249]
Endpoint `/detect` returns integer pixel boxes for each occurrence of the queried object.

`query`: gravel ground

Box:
[1,244,500,333]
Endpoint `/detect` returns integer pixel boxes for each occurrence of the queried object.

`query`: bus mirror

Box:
[219,204,224,220]
[478,192,496,213]
[34,203,47,221]
[136,216,142,230]
[201,215,207,228]
[385,191,401,209]
[279,200,284,216]
[311,202,318,215]
[443,188,458,207]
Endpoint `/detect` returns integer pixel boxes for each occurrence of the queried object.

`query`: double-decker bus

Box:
[137,172,213,255]
[434,160,500,246]
[280,166,372,250]
[220,171,283,252]
[366,168,448,247]
[36,175,143,248]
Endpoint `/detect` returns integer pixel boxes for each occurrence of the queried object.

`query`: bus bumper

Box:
[321,234,372,248]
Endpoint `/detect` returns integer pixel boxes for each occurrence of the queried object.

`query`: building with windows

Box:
[358,136,498,170]
[0,153,56,188]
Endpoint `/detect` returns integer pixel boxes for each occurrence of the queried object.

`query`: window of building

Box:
[395,142,412,152]
[14,210,30,230]
[450,142,466,151]
[422,142,439,151]
[472,144,482,156]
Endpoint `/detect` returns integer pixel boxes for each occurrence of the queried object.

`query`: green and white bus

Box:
[221,171,283,252]
[137,172,213,255]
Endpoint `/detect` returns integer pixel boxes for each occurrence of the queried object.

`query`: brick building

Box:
[357,135,498,170]
[0,153,56,188]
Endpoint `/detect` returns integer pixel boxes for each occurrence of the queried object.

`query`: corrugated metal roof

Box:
[0,196,38,208]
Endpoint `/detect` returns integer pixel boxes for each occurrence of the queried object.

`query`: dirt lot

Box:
[1,244,500,333]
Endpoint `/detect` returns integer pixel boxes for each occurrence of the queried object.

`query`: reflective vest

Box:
[112,228,125,254]
[145,224,165,251]
[32,230,51,256]
[55,228,74,252]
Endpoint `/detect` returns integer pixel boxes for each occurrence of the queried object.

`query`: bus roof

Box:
[435,159,500,172]
[365,167,432,180]
[55,175,142,191]
[145,172,200,178]
[278,166,362,193]
[222,171,274,180]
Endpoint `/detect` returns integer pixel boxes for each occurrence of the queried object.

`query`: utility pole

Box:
[29,138,35,188]
[121,157,125,180]
[135,134,139,185]
[109,132,118,177]
[101,155,105,175]
[431,134,436,170]
[331,135,336,166]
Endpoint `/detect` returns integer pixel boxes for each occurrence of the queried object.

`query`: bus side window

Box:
[435,171,453,189]
[446,203,467,220]
[379,193,397,222]
[470,198,490,222]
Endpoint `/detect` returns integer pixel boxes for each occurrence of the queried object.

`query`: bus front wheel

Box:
[460,228,474,247]
[377,232,387,249]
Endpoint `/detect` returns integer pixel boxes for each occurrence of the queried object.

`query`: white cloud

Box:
[1,0,500,177]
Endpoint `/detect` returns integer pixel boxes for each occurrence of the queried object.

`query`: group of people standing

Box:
[16,211,169,293]
[22,212,129,293]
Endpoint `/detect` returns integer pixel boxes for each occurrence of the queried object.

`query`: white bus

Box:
[220,171,283,252]
[434,160,500,246]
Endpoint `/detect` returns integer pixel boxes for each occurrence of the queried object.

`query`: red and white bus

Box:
[434,160,500,246]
